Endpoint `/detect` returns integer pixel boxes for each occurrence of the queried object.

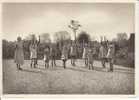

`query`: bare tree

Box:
[54,31,71,43]
[40,33,51,43]
[25,34,37,41]
[117,33,128,41]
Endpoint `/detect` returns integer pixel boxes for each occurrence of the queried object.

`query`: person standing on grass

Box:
[43,45,50,69]
[106,43,115,72]
[87,48,94,70]
[61,44,69,69]
[99,42,108,69]
[29,35,40,68]
[29,42,37,68]
[70,42,76,66]
[50,44,57,68]
[14,36,24,70]
[82,43,89,67]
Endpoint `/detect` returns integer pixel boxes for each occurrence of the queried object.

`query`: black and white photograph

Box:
[2,2,135,95]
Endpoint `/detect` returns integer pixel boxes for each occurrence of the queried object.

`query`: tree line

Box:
[2,31,135,67]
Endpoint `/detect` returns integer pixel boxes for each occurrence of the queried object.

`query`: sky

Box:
[2,3,135,41]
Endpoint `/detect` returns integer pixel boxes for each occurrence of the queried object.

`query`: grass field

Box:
[3,59,135,94]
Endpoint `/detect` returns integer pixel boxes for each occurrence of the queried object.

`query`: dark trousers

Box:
[88,62,94,70]
[85,58,88,66]
[63,59,67,69]
[16,64,22,70]
[101,58,106,68]
[51,56,56,67]
[109,58,114,71]
[51,60,56,67]
[31,58,37,68]
[45,60,49,68]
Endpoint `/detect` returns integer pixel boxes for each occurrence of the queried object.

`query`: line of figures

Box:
[14,36,115,72]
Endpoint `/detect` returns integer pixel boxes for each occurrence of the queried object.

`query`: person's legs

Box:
[72,58,73,65]
[91,61,94,70]
[17,63,22,70]
[35,58,38,65]
[72,59,74,66]
[84,58,86,65]
[18,64,22,70]
[47,61,49,68]
[64,60,66,69]
[45,63,46,68]
[51,56,56,67]
[30,59,33,68]
[54,58,56,66]
[88,62,90,70]
[101,58,106,68]
[34,58,37,68]
[101,60,103,67]
[51,59,53,68]
[63,59,66,69]
[71,56,74,66]
[63,59,65,68]
[33,58,36,68]
[85,58,88,66]
[86,59,88,66]
[73,56,76,66]
[45,60,46,68]
[16,64,19,69]
[71,57,73,65]
[89,63,91,70]
[109,59,113,72]
[85,58,87,65]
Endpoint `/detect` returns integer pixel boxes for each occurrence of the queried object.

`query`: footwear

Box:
[30,63,32,68]
[110,70,113,72]
[18,67,22,70]
[34,64,37,68]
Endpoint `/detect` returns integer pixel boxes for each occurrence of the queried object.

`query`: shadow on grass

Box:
[114,67,134,72]
[21,68,45,74]
[67,67,89,73]
[20,65,134,75]
[114,69,134,74]
[67,66,134,74]
[67,66,106,73]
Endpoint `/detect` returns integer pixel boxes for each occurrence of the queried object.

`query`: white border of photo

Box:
[0,0,138,99]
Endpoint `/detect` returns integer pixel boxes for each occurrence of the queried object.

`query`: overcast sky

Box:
[2,3,135,41]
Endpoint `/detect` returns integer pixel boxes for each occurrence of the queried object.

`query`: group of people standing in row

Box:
[14,35,115,72]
